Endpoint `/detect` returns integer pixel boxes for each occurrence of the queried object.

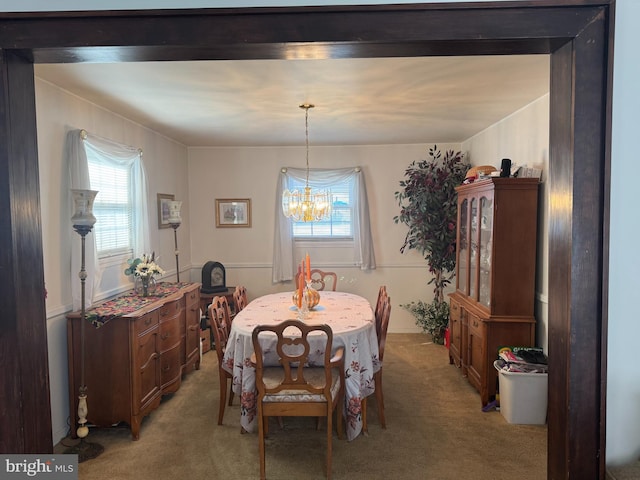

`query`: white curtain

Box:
[66,129,150,309]
[272,167,376,283]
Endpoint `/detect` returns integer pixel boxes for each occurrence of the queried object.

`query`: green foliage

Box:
[394,145,469,303]
[402,299,449,344]
[124,257,142,276]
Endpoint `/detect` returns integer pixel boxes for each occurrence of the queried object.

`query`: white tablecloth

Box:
[222,291,380,441]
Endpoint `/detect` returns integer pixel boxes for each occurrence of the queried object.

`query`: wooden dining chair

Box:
[251,320,345,480]
[374,285,388,338]
[363,294,391,431]
[296,269,338,291]
[208,295,234,425]
[233,285,248,313]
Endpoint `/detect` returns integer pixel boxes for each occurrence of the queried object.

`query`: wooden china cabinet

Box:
[448,177,539,406]
[67,282,201,440]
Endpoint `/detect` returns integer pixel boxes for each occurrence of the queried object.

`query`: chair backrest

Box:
[252,320,334,398]
[214,294,233,326]
[374,285,388,335]
[233,285,248,312]
[208,295,232,365]
[377,295,391,362]
[296,269,338,291]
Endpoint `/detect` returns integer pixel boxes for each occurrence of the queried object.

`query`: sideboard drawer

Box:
[160,344,182,388]
[158,298,182,322]
[135,310,159,336]
[159,315,181,352]
[186,288,199,309]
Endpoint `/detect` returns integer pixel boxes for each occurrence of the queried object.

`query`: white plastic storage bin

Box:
[495,362,548,425]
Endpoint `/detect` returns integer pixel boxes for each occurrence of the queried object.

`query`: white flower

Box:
[127,253,165,278]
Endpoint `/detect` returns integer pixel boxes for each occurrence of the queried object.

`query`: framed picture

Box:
[215,198,251,228]
[157,193,175,229]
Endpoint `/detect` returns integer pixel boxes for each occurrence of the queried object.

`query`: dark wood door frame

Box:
[0,2,613,478]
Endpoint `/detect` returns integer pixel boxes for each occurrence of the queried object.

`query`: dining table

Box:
[221,290,380,441]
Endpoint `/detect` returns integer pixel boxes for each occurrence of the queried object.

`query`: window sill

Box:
[294,238,354,248]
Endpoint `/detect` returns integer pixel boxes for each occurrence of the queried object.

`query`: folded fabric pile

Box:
[495,346,548,373]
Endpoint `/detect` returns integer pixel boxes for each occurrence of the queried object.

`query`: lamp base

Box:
[64,438,104,463]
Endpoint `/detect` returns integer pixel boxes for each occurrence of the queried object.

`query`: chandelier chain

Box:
[303,104,311,186]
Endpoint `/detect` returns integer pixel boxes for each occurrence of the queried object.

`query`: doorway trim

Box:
[0,2,612,477]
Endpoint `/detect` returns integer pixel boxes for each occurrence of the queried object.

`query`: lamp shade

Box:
[71,189,98,228]
[168,200,182,225]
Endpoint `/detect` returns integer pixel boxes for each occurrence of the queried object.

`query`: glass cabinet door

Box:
[478,195,493,307]
[457,198,469,294]
[469,197,478,299]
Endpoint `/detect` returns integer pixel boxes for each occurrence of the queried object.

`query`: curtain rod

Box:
[281,166,361,173]
[79,128,143,156]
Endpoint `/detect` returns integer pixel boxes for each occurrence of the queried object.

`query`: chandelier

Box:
[282,104,332,222]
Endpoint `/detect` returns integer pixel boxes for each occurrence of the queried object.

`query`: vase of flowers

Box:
[135,276,156,297]
[124,253,165,297]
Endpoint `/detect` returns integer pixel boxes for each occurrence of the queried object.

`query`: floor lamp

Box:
[66,189,104,462]
[168,200,182,282]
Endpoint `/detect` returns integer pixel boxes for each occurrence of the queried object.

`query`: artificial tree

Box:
[394,145,469,343]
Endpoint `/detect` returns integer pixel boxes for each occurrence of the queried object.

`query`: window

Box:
[87,157,133,257]
[68,129,150,307]
[273,167,376,283]
[288,176,354,238]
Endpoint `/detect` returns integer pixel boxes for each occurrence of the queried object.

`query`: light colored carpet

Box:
[57,333,548,479]
[608,463,640,480]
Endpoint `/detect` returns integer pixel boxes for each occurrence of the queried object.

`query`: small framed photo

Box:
[215,198,251,228]
[157,193,175,229]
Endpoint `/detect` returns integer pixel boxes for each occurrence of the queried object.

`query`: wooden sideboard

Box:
[66,282,201,440]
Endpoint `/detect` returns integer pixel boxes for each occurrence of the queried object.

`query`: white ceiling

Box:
[34,55,550,147]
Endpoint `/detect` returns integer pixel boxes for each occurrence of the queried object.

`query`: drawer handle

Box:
[188,325,198,331]
[144,317,152,326]
[473,320,479,328]
[163,365,171,372]
[161,333,169,340]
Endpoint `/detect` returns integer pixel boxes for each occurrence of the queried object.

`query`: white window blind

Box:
[87,156,133,257]
[288,176,354,238]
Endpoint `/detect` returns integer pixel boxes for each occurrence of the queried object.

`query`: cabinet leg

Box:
[131,418,141,441]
